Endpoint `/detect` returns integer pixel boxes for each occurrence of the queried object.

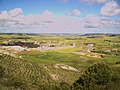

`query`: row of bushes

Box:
[1,41,40,48]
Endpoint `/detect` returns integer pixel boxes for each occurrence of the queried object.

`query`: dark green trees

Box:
[0,66,5,78]
[5,77,29,90]
[73,62,112,90]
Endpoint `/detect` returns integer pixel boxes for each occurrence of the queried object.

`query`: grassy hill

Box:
[0,53,54,89]
[0,53,81,90]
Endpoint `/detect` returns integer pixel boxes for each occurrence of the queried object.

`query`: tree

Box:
[6,77,29,90]
[60,82,71,90]
[0,66,5,78]
[73,62,112,90]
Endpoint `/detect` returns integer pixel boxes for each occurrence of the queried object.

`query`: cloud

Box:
[0,11,10,20]
[100,1,120,16]
[42,10,54,17]
[8,8,23,17]
[67,9,81,17]
[41,10,54,21]
[84,14,120,29]
[58,0,69,3]
[84,15,102,27]
[79,0,108,3]
[0,8,120,33]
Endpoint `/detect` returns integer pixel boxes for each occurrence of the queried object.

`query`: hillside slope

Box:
[0,53,54,89]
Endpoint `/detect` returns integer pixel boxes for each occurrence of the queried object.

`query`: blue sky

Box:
[0,0,103,16]
[0,0,120,33]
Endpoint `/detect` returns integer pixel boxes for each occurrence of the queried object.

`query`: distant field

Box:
[0,34,120,69]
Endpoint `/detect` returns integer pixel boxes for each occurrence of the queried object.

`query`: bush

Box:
[73,62,112,90]
[0,66,5,78]
[5,77,29,90]
[115,61,120,64]
[60,82,71,90]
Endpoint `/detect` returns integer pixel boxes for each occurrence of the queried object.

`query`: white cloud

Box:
[8,8,23,17]
[0,8,120,33]
[68,9,81,17]
[84,15,102,27]
[42,10,54,17]
[97,0,108,3]
[79,0,108,3]
[10,10,54,25]
[41,10,54,21]
[58,0,69,3]
[0,11,10,20]
[100,1,120,16]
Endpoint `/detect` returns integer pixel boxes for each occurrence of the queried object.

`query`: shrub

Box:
[73,62,112,90]
[0,66,5,78]
[5,77,29,90]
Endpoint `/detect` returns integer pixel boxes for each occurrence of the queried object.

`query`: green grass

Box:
[17,50,103,73]
[17,51,83,63]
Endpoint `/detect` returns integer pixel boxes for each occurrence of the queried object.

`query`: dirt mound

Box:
[54,64,79,72]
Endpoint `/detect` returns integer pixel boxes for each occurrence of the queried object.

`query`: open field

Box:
[0,33,120,90]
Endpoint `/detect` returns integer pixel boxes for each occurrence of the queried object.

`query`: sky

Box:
[0,0,120,33]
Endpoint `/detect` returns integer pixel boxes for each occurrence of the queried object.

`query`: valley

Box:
[0,33,120,90]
